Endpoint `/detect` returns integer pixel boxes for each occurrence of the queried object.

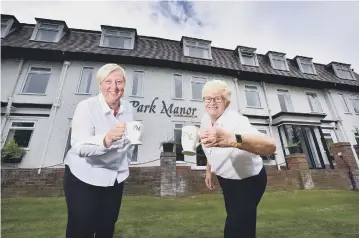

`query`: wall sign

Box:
[129,97,198,118]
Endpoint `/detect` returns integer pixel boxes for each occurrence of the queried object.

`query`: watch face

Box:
[235,134,242,142]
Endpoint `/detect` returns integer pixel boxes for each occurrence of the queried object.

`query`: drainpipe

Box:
[232,77,241,113]
[261,81,281,170]
[1,59,24,146]
[324,89,359,165]
[38,61,71,174]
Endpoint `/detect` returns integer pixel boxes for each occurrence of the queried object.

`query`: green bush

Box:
[1,139,26,160]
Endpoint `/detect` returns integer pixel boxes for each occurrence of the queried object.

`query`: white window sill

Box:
[184,55,212,61]
[18,93,47,96]
[30,39,59,43]
[172,98,185,101]
[246,106,263,109]
[241,63,259,67]
[191,166,206,170]
[190,99,203,102]
[176,161,188,164]
[272,68,290,72]
[129,95,144,98]
[74,92,91,95]
[130,162,139,165]
[99,45,133,50]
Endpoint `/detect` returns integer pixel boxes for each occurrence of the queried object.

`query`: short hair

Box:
[202,79,231,107]
[96,63,126,84]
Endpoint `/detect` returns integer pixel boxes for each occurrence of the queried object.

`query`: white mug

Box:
[126,121,143,145]
[181,125,201,156]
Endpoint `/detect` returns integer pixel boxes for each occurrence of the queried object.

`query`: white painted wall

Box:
[1,58,358,169]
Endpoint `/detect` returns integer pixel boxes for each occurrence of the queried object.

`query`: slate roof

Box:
[1,18,359,90]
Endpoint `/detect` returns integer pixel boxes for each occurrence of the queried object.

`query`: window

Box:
[297,57,317,75]
[245,85,261,107]
[238,48,259,66]
[173,74,183,99]
[183,40,211,59]
[131,71,144,97]
[101,28,133,49]
[338,94,350,113]
[354,131,359,144]
[277,89,294,112]
[22,67,51,94]
[306,92,322,112]
[77,67,93,94]
[131,145,138,162]
[322,132,334,156]
[174,123,184,161]
[34,22,60,42]
[1,19,10,38]
[333,64,355,80]
[191,76,206,100]
[5,122,35,148]
[269,53,289,71]
[350,96,359,114]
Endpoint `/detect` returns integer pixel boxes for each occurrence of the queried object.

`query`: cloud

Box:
[1,1,359,71]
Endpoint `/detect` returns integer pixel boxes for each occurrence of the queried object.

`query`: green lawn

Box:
[2,190,359,238]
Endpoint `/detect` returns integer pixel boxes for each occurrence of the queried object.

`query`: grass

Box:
[2,190,359,238]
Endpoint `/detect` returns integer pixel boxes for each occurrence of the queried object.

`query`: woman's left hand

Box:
[200,127,236,148]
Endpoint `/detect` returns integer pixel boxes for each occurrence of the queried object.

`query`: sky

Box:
[1,0,359,71]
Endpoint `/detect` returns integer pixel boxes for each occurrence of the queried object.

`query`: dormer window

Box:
[30,18,67,43]
[295,57,317,75]
[183,37,212,60]
[237,46,259,66]
[331,63,355,80]
[100,27,135,50]
[268,52,289,71]
[1,17,17,38]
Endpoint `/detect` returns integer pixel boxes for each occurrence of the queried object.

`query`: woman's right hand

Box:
[205,171,215,190]
[104,122,126,148]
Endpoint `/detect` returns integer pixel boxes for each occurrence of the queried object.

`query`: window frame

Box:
[75,66,94,95]
[172,74,184,100]
[173,122,185,162]
[130,70,145,98]
[332,63,356,80]
[244,85,262,108]
[1,18,14,38]
[183,38,212,60]
[277,89,294,112]
[100,28,135,50]
[238,47,259,67]
[30,21,63,43]
[269,52,289,71]
[305,92,323,113]
[338,93,350,113]
[20,66,52,95]
[4,120,37,150]
[296,57,317,75]
[349,95,359,114]
[190,76,207,101]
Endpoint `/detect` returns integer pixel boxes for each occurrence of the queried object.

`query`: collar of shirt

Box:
[98,93,126,116]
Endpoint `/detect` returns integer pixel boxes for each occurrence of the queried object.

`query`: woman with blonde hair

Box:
[199,79,276,238]
[63,63,135,238]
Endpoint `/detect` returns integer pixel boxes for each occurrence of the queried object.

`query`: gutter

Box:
[38,61,70,174]
[261,81,281,170]
[1,59,24,146]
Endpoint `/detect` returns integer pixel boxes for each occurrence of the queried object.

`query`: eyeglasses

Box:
[202,96,223,103]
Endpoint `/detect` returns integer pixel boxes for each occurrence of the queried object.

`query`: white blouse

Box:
[200,108,263,180]
[64,93,136,187]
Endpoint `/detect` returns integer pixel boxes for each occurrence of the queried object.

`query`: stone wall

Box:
[2,142,359,198]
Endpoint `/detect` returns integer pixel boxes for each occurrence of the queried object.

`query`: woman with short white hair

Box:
[199,79,276,238]
[63,63,135,238]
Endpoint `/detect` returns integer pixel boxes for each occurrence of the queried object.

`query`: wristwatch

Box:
[233,134,242,148]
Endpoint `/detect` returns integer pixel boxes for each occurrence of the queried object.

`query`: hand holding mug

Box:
[200,127,235,148]
[104,121,126,147]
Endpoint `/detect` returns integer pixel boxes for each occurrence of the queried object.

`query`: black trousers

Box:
[217,167,267,238]
[63,165,124,238]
